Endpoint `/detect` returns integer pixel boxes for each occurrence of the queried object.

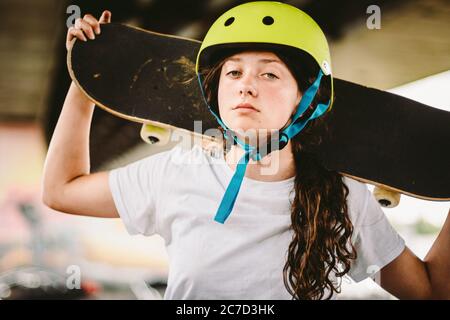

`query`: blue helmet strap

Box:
[197,69,330,223]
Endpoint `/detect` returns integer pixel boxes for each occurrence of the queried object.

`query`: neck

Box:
[224,141,296,182]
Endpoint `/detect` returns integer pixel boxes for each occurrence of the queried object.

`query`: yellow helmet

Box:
[196,1,334,108]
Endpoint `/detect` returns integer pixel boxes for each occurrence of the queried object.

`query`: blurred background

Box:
[0,0,449,299]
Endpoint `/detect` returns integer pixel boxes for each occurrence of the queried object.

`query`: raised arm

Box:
[42,11,119,218]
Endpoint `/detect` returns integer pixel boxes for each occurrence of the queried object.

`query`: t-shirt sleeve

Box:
[108,149,171,236]
[345,178,406,283]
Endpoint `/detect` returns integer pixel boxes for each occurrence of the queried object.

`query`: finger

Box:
[83,14,101,35]
[66,27,86,51]
[68,26,87,42]
[75,18,95,40]
[99,10,111,24]
[66,26,75,44]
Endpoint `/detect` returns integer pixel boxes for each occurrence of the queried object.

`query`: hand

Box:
[66,10,112,51]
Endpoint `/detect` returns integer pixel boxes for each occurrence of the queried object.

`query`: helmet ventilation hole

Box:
[224,17,235,26]
[262,16,274,25]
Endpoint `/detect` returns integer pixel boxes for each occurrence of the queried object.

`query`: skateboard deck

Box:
[68,23,450,205]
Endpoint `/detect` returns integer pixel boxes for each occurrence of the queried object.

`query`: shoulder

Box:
[342,176,370,210]
[342,176,384,227]
[163,143,215,166]
[132,144,219,179]
[138,143,209,165]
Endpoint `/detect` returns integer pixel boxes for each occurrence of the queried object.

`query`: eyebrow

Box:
[226,57,282,65]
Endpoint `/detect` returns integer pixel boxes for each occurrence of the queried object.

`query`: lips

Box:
[234,103,259,112]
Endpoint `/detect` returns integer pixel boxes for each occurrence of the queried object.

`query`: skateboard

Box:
[68,23,450,207]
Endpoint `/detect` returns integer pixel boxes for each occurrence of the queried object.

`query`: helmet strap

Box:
[197,69,330,223]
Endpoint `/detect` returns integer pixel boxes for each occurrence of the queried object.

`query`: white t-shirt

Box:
[109,144,405,299]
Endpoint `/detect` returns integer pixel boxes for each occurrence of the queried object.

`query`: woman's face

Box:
[217,51,301,135]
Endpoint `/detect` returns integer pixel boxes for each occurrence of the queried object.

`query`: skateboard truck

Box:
[373,186,401,208]
[140,124,171,145]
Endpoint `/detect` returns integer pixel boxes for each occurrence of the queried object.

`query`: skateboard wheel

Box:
[140,124,170,145]
[373,186,401,208]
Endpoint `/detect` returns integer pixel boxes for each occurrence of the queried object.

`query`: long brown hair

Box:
[200,47,356,300]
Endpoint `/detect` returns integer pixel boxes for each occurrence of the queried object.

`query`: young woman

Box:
[42,2,449,300]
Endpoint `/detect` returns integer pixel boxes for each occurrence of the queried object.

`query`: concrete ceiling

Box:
[0,0,64,121]
[330,0,450,89]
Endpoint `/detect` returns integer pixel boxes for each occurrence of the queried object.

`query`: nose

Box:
[238,74,257,97]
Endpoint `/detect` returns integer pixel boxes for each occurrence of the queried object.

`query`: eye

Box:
[263,73,279,80]
[226,70,241,78]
